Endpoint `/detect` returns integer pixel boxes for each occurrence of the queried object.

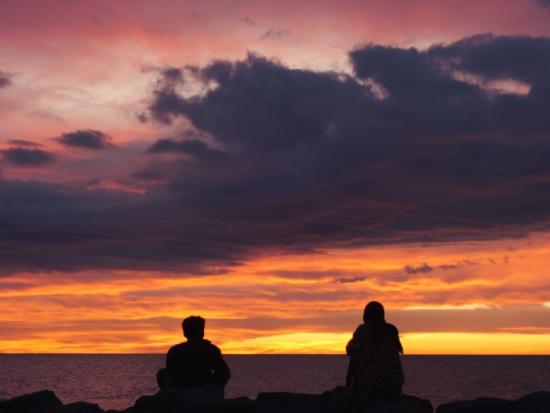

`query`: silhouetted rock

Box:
[515,391,550,412]
[122,390,253,413]
[7,389,549,413]
[52,402,104,413]
[437,391,550,413]
[0,390,62,413]
[437,397,510,413]
[254,387,432,413]
[366,395,433,413]
[0,388,432,413]
[62,387,431,413]
[128,390,176,412]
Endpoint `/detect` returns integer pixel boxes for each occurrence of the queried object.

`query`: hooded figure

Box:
[346,301,404,400]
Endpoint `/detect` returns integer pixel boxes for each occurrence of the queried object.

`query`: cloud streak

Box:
[0,71,11,88]
[262,28,290,40]
[334,275,368,284]
[56,130,114,150]
[6,140,43,147]
[148,138,227,160]
[404,264,433,275]
[1,148,54,167]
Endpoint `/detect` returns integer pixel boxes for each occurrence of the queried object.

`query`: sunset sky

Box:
[1,0,550,354]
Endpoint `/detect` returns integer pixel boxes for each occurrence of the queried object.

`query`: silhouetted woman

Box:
[346,301,404,401]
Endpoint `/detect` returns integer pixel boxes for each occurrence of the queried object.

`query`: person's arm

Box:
[384,323,403,353]
[163,347,177,388]
[211,347,231,387]
[166,347,174,370]
[346,324,372,358]
[346,325,361,357]
[392,324,404,354]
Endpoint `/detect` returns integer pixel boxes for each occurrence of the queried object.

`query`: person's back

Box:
[166,339,230,388]
[346,301,404,400]
[157,316,230,398]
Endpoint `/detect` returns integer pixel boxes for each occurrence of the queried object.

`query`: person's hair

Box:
[363,301,385,323]
[182,316,205,339]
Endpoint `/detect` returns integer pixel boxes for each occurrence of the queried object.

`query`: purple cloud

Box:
[2,34,550,274]
[0,71,11,89]
[1,148,54,167]
[148,138,227,160]
[56,130,113,150]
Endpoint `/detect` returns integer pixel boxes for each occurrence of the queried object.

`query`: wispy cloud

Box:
[241,16,256,26]
[334,275,367,284]
[262,28,290,40]
[404,264,433,274]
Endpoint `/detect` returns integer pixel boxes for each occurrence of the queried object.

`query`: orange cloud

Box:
[1,232,549,354]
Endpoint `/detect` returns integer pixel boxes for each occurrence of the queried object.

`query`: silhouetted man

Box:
[157,316,230,399]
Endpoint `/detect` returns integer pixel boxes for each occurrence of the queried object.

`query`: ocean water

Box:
[1,355,549,410]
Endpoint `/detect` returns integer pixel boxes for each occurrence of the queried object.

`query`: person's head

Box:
[182,316,205,340]
[363,301,385,323]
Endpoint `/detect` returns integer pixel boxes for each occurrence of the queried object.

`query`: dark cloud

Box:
[136,112,148,123]
[148,138,227,160]
[0,71,11,88]
[0,180,245,274]
[537,0,550,7]
[148,39,550,244]
[56,129,113,150]
[404,264,433,274]
[159,67,184,88]
[3,34,550,273]
[131,168,164,181]
[1,148,54,167]
[334,275,368,284]
[438,264,459,271]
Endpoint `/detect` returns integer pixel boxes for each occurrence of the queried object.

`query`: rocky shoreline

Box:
[1,388,549,413]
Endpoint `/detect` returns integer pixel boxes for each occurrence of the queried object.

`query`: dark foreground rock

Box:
[0,390,101,413]
[254,388,432,413]
[1,388,432,413]
[114,386,432,413]
[437,391,550,413]
[0,390,62,412]
[14,389,550,413]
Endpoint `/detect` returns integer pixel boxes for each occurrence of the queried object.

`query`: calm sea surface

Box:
[1,355,549,410]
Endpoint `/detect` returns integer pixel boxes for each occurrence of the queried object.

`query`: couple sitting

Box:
[158,301,404,402]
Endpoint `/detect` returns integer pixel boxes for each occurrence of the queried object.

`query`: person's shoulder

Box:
[353,323,372,339]
[203,340,223,354]
[167,342,187,354]
[354,323,367,333]
[385,323,400,335]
